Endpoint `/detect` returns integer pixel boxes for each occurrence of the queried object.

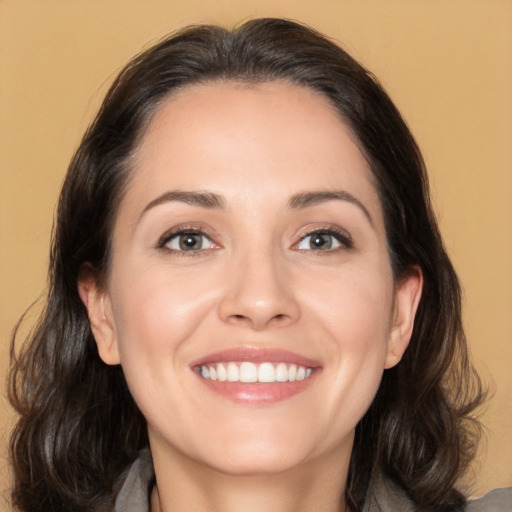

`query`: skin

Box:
[79,81,422,512]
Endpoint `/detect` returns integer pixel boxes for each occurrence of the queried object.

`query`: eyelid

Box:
[293,225,354,251]
[156,224,220,252]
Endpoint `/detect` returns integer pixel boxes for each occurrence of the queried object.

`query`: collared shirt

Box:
[115,449,512,512]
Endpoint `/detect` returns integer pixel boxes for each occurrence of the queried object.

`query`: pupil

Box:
[312,234,331,249]
[180,234,201,250]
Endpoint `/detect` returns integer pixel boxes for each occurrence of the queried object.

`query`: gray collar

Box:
[115,449,154,511]
[115,449,511,512]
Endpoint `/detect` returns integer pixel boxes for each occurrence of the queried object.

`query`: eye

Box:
[159,229,217,253]
[295,229,352,251]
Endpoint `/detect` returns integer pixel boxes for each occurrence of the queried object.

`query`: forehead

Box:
[122,80,381,222]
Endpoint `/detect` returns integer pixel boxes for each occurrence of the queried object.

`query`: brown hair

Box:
[9,18,485,511]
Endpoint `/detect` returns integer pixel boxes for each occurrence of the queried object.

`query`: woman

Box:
[8,18,510,512]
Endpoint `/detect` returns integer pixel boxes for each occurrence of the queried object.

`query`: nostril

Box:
[219,293,301,329]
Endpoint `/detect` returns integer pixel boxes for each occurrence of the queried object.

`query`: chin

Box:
[202,446,307,477]
[189,424,326,477]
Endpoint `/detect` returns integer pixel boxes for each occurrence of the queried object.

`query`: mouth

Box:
[191,348,320,404]
[196,361,313,383]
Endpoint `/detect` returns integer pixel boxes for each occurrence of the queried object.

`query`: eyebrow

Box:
[288,190,373,225]
[140,190,226,220]
[139,189,373,225]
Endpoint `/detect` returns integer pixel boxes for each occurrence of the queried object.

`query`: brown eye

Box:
[295,229,352,251]
[162,231,215,252]
[178,233,204,250]
[310,233,334,249]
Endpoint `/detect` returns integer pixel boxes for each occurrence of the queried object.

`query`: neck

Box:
[149,437,351,512]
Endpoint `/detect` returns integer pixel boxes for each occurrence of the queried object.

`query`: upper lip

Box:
[190,347,321,368]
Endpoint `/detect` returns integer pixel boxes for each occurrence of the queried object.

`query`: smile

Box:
[197,362,314,383]
[191,348,320,404]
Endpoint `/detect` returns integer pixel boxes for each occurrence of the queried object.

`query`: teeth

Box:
[258,362,275,382]
[288,364,297,382]
[227,362,239,382]
[217,363,227,381]
[239,362,257,383]
[275,362,288,382]
[198,362,314,383]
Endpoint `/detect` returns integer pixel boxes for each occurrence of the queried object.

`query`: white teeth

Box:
[275,362,288,382]
[198,362,314,383]
[258,362,275,382]
[227,362,239,382]
[296,366,306,381]
[217,363,227,381]
[288,364,297,382]
[239,362,257,383]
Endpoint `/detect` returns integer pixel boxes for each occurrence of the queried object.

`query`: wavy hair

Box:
[9,18,485,512]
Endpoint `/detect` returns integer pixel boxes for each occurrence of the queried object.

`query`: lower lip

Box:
[195,374,317,405]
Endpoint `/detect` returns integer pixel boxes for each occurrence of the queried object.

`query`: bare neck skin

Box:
[149,432,352,512]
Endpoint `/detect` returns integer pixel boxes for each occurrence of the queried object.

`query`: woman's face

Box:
[81,81,421,476]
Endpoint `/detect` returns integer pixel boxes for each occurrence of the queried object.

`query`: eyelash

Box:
[156,226,217,255]
[156,225,353,256]
[294,226,353,252]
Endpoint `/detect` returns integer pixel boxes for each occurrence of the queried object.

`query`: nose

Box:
[218,251,300,330]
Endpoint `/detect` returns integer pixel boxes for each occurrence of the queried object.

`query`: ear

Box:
[385,267,423,369]
[77,264,120,365]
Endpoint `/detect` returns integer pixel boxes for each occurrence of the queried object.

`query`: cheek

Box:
[106,266,220,427]
[111,264,214,348]
[300,261,394,347]
[298,264,393,412]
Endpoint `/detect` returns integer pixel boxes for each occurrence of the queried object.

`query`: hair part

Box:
[9,18,486,512]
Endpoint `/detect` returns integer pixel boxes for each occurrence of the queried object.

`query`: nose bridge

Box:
[218,244,299,329]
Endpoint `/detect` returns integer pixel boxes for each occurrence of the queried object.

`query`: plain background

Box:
[1,1,510,509]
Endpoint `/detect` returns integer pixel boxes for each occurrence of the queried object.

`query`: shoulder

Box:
[111,457,512,512]
[114,448,154,512]
[368,475,512,512]
[466,487,512,512]
[364,475,415,512]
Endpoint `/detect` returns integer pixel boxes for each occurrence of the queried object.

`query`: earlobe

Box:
[77,265,120,366]
[385,268,423,369]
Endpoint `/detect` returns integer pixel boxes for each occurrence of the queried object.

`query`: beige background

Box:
[1,0,510,509]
